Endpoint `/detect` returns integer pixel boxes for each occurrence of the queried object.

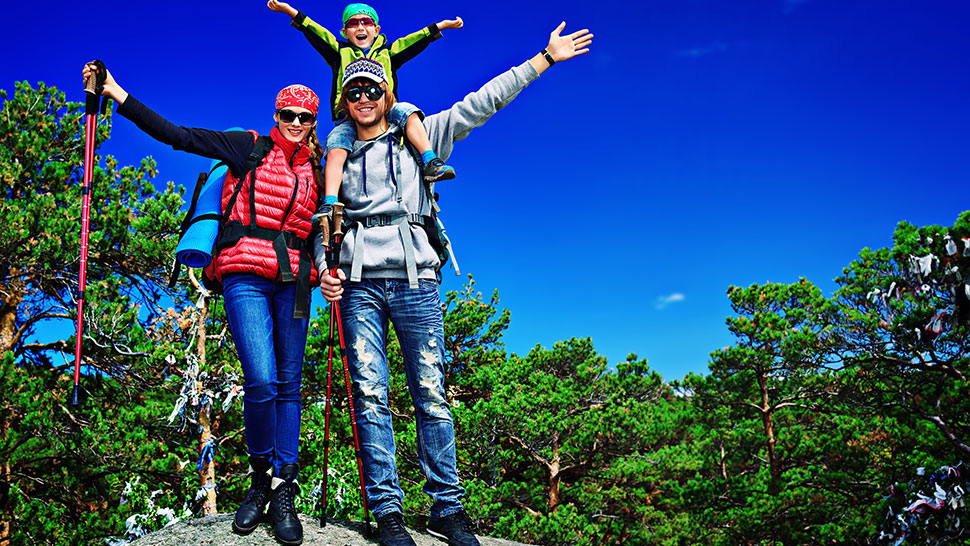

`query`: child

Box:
[268,1,463,207]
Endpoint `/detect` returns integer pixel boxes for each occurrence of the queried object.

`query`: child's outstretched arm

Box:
[285,4,344,70]
[436,17,463,31]
[267,0,298,19]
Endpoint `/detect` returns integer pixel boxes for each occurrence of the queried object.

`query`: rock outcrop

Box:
[129,514,528,546]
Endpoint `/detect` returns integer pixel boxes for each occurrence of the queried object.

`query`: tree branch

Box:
[508,434,552,471]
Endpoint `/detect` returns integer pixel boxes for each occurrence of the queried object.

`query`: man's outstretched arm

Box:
[423,22,593,161]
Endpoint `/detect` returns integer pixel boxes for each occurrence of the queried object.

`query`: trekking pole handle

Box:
[84,59,108,114]
[84,60,107,94]
[332,203,344,239]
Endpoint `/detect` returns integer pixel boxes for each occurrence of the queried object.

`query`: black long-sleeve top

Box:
[117,96,257,179]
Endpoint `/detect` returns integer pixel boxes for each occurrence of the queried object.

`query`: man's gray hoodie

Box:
[313,60,541,282]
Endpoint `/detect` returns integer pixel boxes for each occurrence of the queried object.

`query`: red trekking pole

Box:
[320,291,336,526]
[319,204,372,535]
[72,60,107,407]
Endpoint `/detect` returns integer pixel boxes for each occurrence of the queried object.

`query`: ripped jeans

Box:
[338,278,464,519]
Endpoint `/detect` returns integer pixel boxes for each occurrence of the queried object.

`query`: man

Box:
[316,21,593,546]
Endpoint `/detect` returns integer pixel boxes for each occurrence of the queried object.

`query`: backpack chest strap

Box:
[361,213,424,228]
[349,213,425,288]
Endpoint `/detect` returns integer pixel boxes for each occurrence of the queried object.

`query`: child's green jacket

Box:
[291,11,443,120]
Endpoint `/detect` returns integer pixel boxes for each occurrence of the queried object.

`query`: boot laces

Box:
[243,471,271,506]
[379,512,407,534]
[277,481,299,514]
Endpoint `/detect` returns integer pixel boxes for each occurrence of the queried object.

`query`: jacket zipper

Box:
[279,154,300,231]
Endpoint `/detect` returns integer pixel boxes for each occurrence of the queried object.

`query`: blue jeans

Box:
[223,274,309,473]
[325,102,421,153]
[338,278,464,518]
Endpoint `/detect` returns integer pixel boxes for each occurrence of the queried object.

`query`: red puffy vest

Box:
[205,132,320,286]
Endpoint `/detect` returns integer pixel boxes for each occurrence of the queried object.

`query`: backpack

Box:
[401,136,460,279]
[421,185,460,279]
[168,136,276,294]
[338,133,459,286]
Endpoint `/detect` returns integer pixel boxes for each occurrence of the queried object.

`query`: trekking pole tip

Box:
[70,384,80,406]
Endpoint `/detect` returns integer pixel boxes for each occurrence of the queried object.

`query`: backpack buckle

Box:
[364,215,391,228]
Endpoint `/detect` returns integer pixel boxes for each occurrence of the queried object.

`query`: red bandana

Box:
[275,84,320,115]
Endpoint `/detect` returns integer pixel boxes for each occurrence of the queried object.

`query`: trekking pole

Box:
[318,204,336,526]
[333,299,372,535]
[324,204,373,535]
[320,293,335,526]
[72,60,107,407]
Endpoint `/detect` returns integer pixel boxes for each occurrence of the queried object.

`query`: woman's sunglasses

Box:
[345,84,385,103]
[277,109,316,125]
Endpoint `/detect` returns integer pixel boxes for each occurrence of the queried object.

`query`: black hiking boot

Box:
[267,463,303,545]
[232,455,273,535]
[376,511,416,546]
[422,157,456,182]
[427,510,480,546]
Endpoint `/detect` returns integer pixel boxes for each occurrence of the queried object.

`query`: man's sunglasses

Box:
[277,109,316,125]
[345,84,385,103]
[345,17,376,29]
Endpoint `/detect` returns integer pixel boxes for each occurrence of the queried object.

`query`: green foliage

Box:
[0,80,205,545]
[1,351,198,545]
[4,78,970,546]
[442,276,510,390]
[0,80,184,371]
[675,280,882,544]
[834,216,970,460]
[464,340,671,545]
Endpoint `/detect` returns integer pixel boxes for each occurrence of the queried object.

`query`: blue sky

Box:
[5,1,969,381]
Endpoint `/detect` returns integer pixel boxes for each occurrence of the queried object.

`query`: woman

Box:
[83,63,320,546]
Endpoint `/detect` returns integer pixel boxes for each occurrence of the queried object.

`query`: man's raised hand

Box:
[546,21,593,62]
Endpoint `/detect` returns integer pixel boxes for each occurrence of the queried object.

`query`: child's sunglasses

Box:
[345,84,385,103]
[277,109,316,125]
[345,17,376,29]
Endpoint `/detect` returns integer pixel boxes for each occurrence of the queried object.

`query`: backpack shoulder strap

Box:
[222,135,275,226]
[247,136,274,172]
[396,133,458,277]
[398,133,440,214]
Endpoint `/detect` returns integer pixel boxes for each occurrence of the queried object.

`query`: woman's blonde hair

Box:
[306,125,325,190]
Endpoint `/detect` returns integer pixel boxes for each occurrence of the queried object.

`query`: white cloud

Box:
[677,42,728,58]
[655,293,685,310]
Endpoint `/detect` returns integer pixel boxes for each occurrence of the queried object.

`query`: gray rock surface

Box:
[129,514,528,546]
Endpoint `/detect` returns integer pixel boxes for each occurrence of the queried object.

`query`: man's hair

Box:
[339,80,396,121]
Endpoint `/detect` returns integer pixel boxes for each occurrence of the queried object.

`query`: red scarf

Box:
[270,126,312,166]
